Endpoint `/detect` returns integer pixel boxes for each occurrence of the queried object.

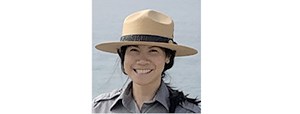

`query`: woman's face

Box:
[124,45,170,86]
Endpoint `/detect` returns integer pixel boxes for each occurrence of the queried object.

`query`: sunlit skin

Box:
[124,45,170,110]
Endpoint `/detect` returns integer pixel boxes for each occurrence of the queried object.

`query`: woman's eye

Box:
[130,48,138,52]
[149,49,158,53]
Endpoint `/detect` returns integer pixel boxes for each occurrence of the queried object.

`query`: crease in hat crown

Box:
[122,9,174,39]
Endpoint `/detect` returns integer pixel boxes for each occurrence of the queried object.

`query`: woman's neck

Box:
[132,79,162,110]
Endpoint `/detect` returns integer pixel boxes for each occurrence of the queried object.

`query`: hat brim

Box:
[95,41,198,56]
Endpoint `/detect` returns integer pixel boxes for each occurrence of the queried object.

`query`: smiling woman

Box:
[93,9,200,113]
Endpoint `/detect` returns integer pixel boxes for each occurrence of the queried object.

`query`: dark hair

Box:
[117,45,200,112]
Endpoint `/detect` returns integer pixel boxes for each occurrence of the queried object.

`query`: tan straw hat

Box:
[95,9,198,56]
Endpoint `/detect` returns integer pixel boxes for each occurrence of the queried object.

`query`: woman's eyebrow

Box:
[128,45,139,48]
[148,46,160,49]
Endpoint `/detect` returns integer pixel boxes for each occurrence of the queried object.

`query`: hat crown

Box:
[122,9,174,39]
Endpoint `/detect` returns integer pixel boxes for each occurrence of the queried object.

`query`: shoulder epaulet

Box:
[179,100,201,113]
[93,89,122,103]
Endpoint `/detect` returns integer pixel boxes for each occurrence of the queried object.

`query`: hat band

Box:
[120,35,177,44]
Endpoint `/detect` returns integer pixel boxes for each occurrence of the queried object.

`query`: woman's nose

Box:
[136,55,150,65]
[136,59,150,65]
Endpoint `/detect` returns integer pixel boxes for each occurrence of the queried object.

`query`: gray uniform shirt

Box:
[92,81,201,113]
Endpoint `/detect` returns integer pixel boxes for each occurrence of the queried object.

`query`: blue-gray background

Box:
[92,0,201,99]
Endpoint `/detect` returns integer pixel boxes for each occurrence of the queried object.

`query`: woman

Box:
[93,9,201,113]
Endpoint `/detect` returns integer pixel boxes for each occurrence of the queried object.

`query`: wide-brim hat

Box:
[95,9,198,56]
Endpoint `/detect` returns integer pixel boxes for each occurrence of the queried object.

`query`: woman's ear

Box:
[166,57,170,64]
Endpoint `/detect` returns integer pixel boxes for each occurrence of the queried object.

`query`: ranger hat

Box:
[95,9,198,56]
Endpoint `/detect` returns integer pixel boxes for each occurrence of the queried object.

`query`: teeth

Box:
[136,69,151,74]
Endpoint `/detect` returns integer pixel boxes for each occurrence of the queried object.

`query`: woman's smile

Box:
[134,69,153,74]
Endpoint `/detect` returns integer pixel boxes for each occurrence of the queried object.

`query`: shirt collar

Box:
[122,82,138,112]
[153,81,170,111]
[110,81,135,112]
[110,81,171,112]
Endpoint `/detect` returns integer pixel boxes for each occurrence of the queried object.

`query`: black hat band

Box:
[120,35,177,44]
